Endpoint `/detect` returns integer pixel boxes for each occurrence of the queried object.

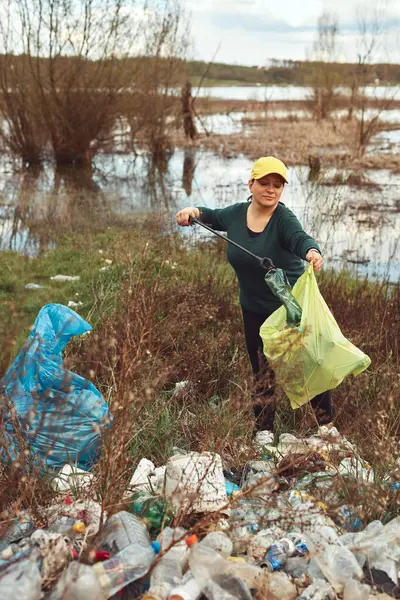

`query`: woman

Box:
[176,156,333,441]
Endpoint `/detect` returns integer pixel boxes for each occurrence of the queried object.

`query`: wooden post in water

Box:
[181,80,197,141]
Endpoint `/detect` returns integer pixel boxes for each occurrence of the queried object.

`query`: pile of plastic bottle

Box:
[1,436,400,600]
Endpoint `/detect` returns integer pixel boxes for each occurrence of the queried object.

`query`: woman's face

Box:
[248,173,285,209]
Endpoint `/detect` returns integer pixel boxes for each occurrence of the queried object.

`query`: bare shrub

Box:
[308,12,340,121]
[349,3,399,156]
[0,0,188,166]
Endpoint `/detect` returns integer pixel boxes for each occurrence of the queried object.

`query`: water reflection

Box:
[197,109,400,136]
[0,151,398,281]
[182,149,196,197]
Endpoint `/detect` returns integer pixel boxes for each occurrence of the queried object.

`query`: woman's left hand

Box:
[306,249,323,272]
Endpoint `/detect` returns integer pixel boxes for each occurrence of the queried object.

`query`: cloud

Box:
[211,12,317,34]
[181,0,400,64]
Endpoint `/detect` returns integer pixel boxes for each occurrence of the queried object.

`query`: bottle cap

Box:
[70,548,78,560]
[72,521,86,534]
[94,551,110,561]
[185,534,198,547]
[152,541,161,554]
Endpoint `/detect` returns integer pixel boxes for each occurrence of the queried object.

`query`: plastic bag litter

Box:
[264,268,302,327]
[260,265,371,409]
[1,303,111,469]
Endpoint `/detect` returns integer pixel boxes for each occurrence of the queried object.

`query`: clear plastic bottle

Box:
[93,541,157,598]
[144,527,187,600]
[47,516,86,536]
[169,571,202,600]
[199,531,233,557]
[47,562,106,600]
[98,510,149,553]
[169,531,232,600]
[188,543,253,600]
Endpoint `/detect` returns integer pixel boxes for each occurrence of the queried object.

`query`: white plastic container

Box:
[164,452,227,514]
[52,463,93,492]
[128,458,156,490]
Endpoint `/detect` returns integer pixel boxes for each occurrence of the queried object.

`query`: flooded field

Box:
[198,109,400,136]
[0,150,398,281]
[197,85,400,102]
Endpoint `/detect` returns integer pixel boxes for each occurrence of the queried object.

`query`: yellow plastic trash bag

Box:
[260,265,371,409]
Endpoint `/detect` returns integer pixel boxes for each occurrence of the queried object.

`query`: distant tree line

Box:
[186,59,400,86]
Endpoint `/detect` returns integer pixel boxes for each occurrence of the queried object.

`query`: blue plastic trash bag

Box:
[1,304,112,469]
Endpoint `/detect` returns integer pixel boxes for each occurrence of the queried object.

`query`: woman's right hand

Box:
[176,207,200,226]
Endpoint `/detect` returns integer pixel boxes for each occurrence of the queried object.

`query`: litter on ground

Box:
[2,425,400,600]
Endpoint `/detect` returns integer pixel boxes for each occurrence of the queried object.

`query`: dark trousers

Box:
[241,306,333,431]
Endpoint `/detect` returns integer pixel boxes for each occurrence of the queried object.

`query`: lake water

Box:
[0,150,398,281]
[198,109,400,136]
[196,85,400,102]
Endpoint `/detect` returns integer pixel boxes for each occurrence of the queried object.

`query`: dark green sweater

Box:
[198,202,321,314]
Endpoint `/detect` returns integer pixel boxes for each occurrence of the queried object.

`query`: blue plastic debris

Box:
[225,479,240,496]
[1,304,112,470]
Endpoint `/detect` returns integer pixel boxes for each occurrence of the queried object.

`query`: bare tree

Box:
[309,12,340,121]
[350,2,398,156]
[124,0,188,161]
[0,0,188,167]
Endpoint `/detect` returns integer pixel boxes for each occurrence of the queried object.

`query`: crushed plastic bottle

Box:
[169,570,202,600]
[93,534,157,598]
[298,579,335,600]
[145,527,187,600]
[0,513,34,551]
[205,573,253,600]
[340,517,400,584]
[0,550,42,600]
[168,531,233,600]
[47,516,86,536]
[200,531,233,557]
[47,562,106,600]
[303,526,363,592]
[98,511,149,553]
[188,543,253,600]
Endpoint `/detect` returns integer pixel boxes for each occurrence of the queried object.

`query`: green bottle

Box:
[130,491,173,531]
[265,268,302,327]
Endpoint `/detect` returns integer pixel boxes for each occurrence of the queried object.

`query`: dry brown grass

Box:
[172,116,400,172]
[0,225,398,537]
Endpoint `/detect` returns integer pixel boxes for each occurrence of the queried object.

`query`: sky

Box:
[182,0,400,65]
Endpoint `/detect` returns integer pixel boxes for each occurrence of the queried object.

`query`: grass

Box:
[0,222,399,535]
[0,231,128,370]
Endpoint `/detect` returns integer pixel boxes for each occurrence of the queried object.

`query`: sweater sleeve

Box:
[196,204,239,232]
[279,208,321,259]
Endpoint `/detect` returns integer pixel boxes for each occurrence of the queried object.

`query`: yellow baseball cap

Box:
[250,156,288,183]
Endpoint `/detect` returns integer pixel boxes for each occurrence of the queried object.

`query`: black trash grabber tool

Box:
[189,216,302,326]
[190,217,275,270]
